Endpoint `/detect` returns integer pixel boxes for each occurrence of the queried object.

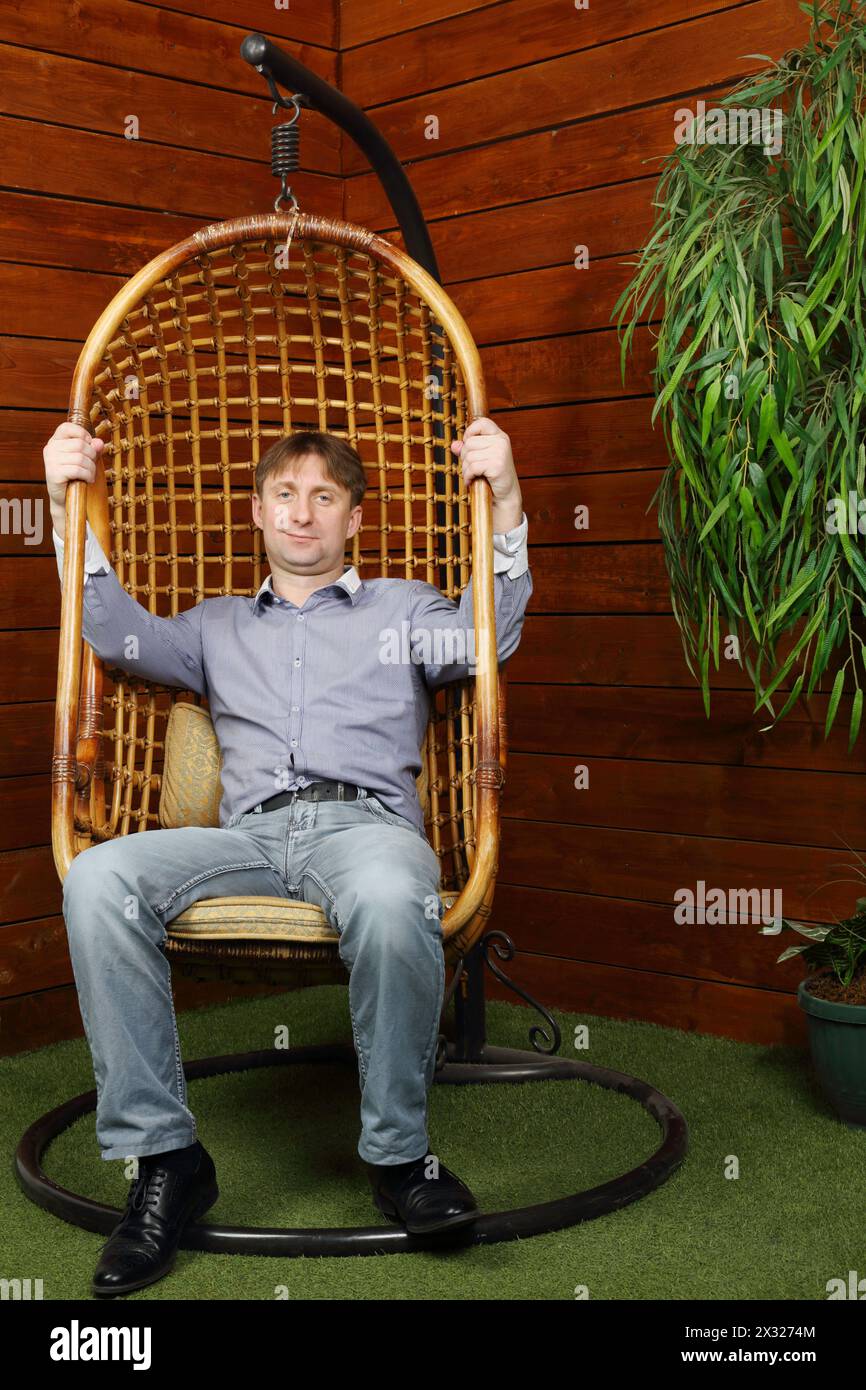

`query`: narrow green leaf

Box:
[826,667,846,738]
[768,568,818,627]
[779,296,799,342]
[849,686,863,752]
[756,393,776,460]
[771,427,801,481]
[775,673,805,723]
[700,377,722,449]
[698,494,732,543]
[742,582,762,643]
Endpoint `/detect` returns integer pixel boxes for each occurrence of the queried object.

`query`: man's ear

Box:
[251,490,263,530]
[347,505,363,538]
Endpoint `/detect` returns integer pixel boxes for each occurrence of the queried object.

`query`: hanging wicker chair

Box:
[25,41,689,1258]
[52,210,508,987]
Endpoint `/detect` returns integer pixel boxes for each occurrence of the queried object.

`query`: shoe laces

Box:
[128,1164,168,1215]
[96,1166,169,1255]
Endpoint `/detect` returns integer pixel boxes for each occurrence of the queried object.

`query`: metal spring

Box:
[271,121,300,181]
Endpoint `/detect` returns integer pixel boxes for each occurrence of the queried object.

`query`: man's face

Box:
[251,452,362,576]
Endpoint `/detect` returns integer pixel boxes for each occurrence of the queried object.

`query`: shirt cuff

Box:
[492,510,529,578]
[52,520,113,581]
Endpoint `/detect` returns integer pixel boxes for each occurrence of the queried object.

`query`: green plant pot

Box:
[798,976,866,1128]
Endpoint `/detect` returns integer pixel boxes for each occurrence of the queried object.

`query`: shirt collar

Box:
[253,565,363,611]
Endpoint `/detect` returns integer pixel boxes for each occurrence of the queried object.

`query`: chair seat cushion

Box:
[168,895,340,946]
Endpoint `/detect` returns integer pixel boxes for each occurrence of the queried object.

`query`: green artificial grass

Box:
[1,986,862,1300]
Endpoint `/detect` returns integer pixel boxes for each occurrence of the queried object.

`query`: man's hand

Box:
[451,416,523,532]
[43,423,105,540]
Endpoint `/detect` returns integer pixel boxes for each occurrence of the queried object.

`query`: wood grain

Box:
[1,0,854,1053]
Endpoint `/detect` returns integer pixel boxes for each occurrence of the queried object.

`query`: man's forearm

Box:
[491,487,523,534]
[50,502,66,542]
[52,521,208,694]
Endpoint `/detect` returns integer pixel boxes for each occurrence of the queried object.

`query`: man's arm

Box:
[53,518,207,695]
[408,511,533,689]
[52,517,113,584]
[45,421,207,693]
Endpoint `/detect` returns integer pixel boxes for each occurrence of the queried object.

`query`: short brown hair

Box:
[254,430,366,511]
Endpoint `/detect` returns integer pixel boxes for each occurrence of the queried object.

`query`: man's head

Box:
[251,431,366,581]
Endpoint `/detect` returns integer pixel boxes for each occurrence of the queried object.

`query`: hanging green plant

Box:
[612,0,866,750]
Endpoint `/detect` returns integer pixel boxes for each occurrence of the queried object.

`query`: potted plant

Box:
[772,902,866,1125]
[612,0,866,1120]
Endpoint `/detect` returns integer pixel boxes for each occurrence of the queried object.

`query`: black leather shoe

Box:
[92,1148,219,1297]
[367,1152,479,1235]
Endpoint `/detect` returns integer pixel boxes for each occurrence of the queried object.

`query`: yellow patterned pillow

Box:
[159,701,222,828]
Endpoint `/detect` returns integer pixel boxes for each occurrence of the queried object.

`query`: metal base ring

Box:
[13,1042,688,1256]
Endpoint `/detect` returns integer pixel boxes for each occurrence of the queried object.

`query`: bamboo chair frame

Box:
[52,211,508,972]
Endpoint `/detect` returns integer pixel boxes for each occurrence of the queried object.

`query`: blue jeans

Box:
[61,788,446,1166]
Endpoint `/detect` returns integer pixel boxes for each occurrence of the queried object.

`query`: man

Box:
[44,418,533,1296]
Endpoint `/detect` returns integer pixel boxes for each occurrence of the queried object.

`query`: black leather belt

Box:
[249,778,363,814]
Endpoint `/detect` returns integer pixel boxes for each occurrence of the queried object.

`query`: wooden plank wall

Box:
[340,0,858,1046]
[2,0,853,1058]
[0,0,341,1053]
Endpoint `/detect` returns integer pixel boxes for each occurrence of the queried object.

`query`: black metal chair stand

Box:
[13,933,688,1257]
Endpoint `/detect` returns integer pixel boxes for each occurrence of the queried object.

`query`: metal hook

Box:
[274,187,299,213]
[262,70,306,119]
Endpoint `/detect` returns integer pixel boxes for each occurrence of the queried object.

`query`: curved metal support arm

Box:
[241,33,440,282]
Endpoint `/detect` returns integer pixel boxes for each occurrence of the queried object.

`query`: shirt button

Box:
[290,738,298,746]
[294,657,301,666]
[297,614,304,622]
[291,706,299,713]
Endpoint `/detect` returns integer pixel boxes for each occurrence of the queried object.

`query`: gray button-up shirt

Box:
[53,515,533,836]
